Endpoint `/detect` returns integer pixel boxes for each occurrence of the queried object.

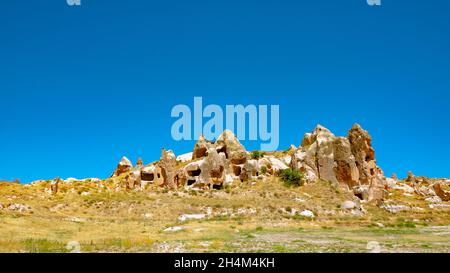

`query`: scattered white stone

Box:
[143,213,153,219]
[341,201,357,210]
[294,197,306,203]
[425,196,442,203]
[429,204,450,210]
[164,226,185,233]
[64,217,86,223]
[300,210,315,218]
[393,183,415,193]
[375,223,385,228]
[7,203,31,212]
[236,208,257,215]
[178,214,206,222]
[80,192,91,196]
[380,204,410,214]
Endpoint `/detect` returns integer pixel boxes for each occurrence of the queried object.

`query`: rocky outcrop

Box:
[291,124,387,202]
[433,182,450,201]
[192,135,210,160]
[50,177,61,194]
[112,157,133,177]
[158,149,177,189]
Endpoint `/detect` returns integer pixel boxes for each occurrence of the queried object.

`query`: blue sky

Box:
[1,0,449,183]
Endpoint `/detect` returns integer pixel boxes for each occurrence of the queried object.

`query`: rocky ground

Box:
[0,125,449,253]
[0,177,449,253]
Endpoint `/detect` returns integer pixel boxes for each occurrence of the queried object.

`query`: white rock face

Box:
[177,152,193,163]
[267,156,289,172]
[178,214,206,222]
[300,210,315,218]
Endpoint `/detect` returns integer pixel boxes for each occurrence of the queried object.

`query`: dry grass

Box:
[0,178,449,253]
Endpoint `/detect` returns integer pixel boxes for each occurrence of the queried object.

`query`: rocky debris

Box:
[64,216,86,223]
[291,124,387,202]
[7,203,32,213]
[425,196,442,203]
[300,210,315,218]
[178,214,206,222]
[429,204,450,210]
[112,157,133,177]
[432,182,450,201]
[380,203,410,214]
[163,226,185,233]
[158,149,177,189]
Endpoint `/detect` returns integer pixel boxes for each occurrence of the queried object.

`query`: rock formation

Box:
[112,157,133,177]
[432,182,450,201]
[291,124,387,202]
[158,149,177,189]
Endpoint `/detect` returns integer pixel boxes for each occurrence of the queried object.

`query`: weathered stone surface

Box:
[192,135,210,160]
[347,124,386,202]
[290,124,387,202]
[333,137,359,188]
[158,149,177,189]
[216,130,248,164]
[432,182,450,201]
[50,177,61,194]
[122,170,142,190]
[112,157,133,177]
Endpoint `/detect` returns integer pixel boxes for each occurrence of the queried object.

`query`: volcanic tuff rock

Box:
[291,124,387,202]
[112,157,133,177]
[158,149,177,189]
[46,124,448,206]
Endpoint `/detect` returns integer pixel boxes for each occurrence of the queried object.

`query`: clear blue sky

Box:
[1,0,449,183]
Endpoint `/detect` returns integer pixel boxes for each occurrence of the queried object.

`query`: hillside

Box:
[0,124,449,253]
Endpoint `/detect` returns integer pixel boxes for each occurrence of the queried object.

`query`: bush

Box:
[251,151,264,160]
[260,166,267,175]
[278,168,305,187]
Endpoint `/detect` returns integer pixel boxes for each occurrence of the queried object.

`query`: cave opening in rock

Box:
[212,183,223,190]
[355,193,363,200]
[188,169,201,177]
[141,173,154,182]
[187,179,196,186]
[216,145,228,158]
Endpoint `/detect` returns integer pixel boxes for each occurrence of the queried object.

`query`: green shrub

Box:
[251,151,264,160]
[278,168,305,187]
[260,166,267,174]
